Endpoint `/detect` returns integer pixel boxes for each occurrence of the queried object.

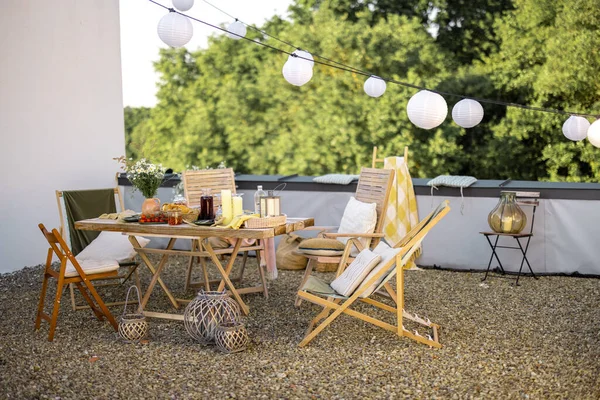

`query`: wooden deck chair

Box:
[295,167,394,306]
[296,200,451,348]
[35,224,119,341]
[56,187,141,310]
[182,168,268,297]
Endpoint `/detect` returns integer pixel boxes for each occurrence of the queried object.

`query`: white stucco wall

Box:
[0,0,125,273]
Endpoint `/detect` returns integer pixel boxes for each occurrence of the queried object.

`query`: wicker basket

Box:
[244,214,287,228]
[182,209,199,223]
[118,286,148,342]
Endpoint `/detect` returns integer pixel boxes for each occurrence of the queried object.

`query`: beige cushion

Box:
[337,197,377,255]
[65,258,120,278]
[359,241,402,298]
[77,231,150,263]
[330,249,381,297]
[298,238,345,256]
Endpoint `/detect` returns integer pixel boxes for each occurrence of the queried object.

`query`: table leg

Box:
[217,239,243,292]
[204,239,249,315]
[129,236,179,309]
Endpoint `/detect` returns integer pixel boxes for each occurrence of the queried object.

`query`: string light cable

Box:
[149,0,599,120]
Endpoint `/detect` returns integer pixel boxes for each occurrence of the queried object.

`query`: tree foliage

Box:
[124,0,600,181]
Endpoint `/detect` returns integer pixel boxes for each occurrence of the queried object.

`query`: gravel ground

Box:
[1,256,599,399]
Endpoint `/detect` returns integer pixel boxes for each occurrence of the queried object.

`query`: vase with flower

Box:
[115,156,166,216]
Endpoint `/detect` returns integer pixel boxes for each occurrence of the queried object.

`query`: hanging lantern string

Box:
[199,0,365,74]
[148,0,598,119]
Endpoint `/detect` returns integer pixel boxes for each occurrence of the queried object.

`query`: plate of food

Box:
[122,215,140,223]
[194,219,214,226]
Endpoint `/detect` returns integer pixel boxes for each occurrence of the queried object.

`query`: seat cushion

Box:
[298,238,345,256]
[330,249,381,297]
[336,197,377,254]
[359,241,402,298]
[76,231,150,262]
[65,258,120,278]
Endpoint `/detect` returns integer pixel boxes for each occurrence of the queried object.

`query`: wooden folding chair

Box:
[182,168,268,297]
[295,167,394,306]
[297,200,451,348]
[35,224,118,341]
[56,187,141,310]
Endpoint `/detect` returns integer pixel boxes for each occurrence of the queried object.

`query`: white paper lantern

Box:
[288,50,314,68]
[172,0,194,12]
[562,116,590,141]
[157,13,193,48]
[406,90,448,129]
[363,76,386,98]
[587,119,600,148]
[226,21,247,40]
[452,99,484,128]
[282,58,313,86]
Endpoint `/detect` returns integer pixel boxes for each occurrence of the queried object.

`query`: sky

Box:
[119,0,293,107]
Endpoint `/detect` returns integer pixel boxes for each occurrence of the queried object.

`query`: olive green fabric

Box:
[63,189,117,255]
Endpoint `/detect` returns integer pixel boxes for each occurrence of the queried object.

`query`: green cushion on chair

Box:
[298,238,345,256]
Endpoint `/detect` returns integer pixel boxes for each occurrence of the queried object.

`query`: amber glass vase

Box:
[488,191,527,234]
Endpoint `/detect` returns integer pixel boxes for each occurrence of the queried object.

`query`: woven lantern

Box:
[282,58,313,86]
[587,119,600,148]
[157,12,193,48]
[407,90,448,129]
[226,21,247,40]
[183,291,241,344]
[172,0,194,11]
[562,116,590,141]
[215,322,249,353]
[364,76,387,98]
[452,99,484,128]
[118,286,148,342]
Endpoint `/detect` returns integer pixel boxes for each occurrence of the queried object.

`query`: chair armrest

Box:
[322,232,385,239]
[300,226,338,231]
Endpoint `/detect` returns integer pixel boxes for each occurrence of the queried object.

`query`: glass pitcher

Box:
[200,188,214,220]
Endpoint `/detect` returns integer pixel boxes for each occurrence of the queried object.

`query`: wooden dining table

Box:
[75,217,314,318]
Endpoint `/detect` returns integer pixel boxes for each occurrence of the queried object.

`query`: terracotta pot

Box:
[142,198,161,216]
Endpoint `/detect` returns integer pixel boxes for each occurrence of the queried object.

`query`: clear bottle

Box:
[254,185,267,215]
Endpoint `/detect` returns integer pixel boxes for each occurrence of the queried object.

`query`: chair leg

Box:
[69,283,78,310]
[295,259,316,307]
[47,280,66,342]
[305,298,340,336]
[74,282,104,320]
[35,259,53,330]
[80,278,118,331]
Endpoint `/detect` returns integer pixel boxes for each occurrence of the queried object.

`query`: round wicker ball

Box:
[215,322,249,353]
[183,290,241,344]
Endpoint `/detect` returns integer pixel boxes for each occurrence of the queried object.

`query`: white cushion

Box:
[336,197,377,255]
[330,249,381,297]
[77,231,150,263]
[65,258,120,278]
[359,241,402,298]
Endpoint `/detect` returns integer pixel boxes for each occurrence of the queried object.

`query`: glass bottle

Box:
[488,191,527,234]
[200,188,214,220]
[254,185,266,215]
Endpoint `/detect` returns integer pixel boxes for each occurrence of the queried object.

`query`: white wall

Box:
[0,0,125,273]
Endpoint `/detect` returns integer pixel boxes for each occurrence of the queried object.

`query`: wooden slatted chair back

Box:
[182,168,236,208]
[354,167,395,237]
